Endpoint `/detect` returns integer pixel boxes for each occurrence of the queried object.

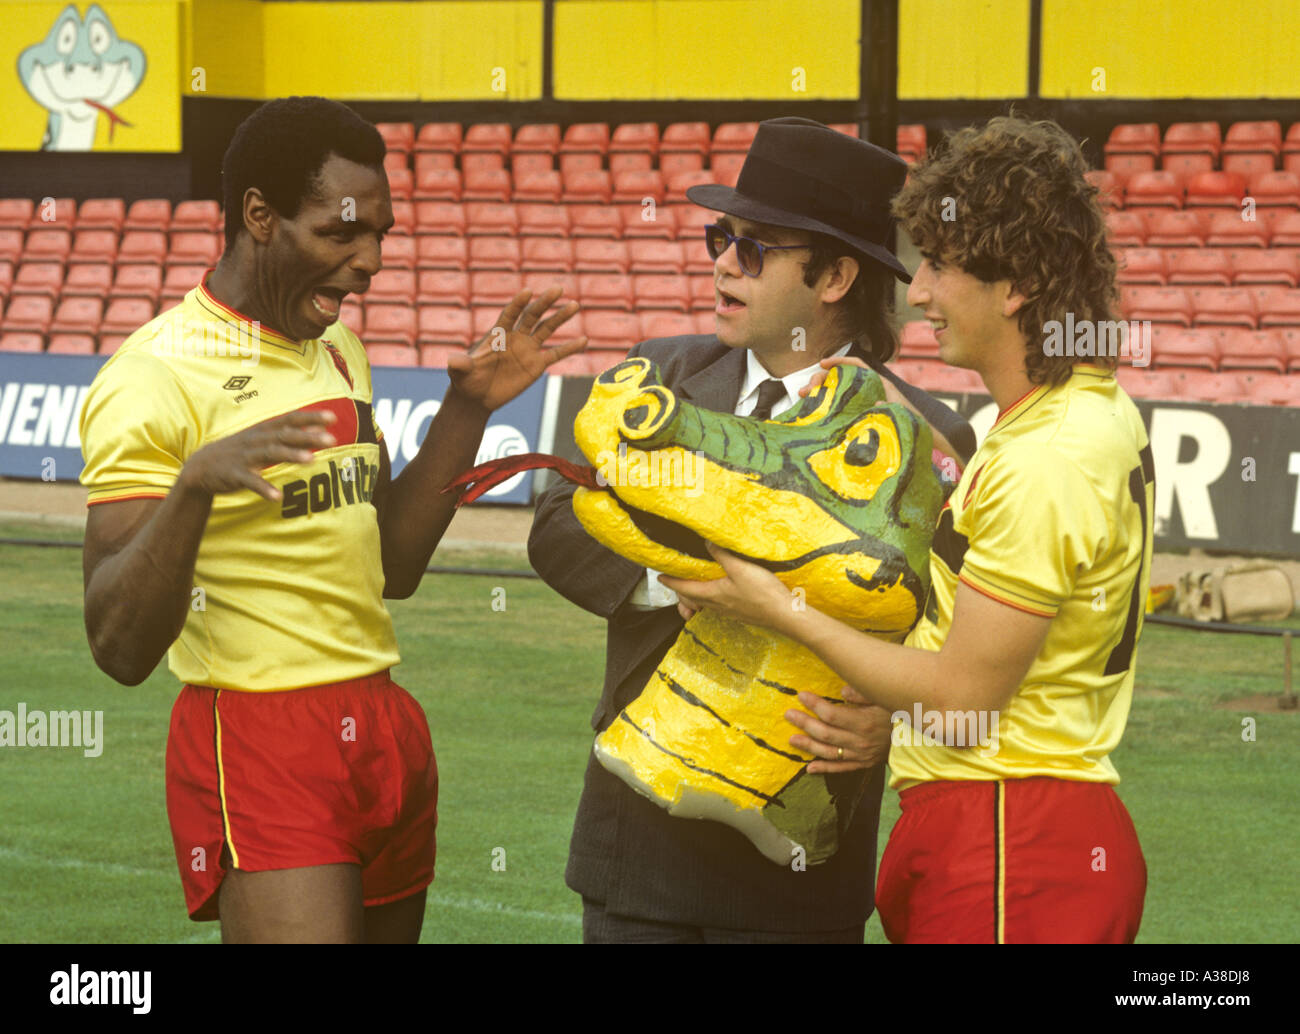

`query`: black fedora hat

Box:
[687,117,912,283]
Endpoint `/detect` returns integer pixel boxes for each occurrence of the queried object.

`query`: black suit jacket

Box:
[528,335,971,932]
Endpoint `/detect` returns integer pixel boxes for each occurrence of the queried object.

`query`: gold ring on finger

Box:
[837,747,843,761]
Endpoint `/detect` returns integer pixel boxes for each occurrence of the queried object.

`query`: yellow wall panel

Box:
[261,1,541,101]
[555,0,859,100]
[1,0,182,151]
[1042,0,1300,98]
[188,0,264,100]
[898,0,1029,99]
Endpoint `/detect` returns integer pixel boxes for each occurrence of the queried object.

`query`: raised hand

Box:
[178,409,337,502]
[446,288,588,412]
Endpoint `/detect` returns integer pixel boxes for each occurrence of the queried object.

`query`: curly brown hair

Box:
[801,234,898,365]
[892,115,1119,385]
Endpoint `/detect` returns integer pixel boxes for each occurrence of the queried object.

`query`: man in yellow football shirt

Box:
[661,115,1153,943]
[79,97,584,943]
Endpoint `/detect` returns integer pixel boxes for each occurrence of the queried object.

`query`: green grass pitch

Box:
[0,518,1295,943]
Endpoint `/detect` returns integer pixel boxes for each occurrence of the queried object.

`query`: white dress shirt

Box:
[629,344,853,609]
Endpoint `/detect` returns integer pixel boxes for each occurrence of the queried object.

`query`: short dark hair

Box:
[801,234,898,364]
[221,96,386,249]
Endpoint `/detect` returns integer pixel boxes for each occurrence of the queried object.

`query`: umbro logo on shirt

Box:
[223,376,258,404]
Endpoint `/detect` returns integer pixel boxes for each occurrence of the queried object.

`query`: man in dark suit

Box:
[528,118,974,943]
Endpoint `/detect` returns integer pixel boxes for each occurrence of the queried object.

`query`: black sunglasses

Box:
[704,224,812,277]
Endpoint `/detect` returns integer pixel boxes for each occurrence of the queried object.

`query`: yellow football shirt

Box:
[891,365,1154,787]
[79,277,401,691]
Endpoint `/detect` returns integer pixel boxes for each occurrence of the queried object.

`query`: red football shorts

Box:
[876,777,1146,943]
[165,670,438,921]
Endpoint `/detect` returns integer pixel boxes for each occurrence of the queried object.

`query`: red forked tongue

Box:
[443,453,600,506]
[84,99,133,142]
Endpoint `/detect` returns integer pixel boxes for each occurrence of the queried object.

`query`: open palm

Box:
[446,287,588,411]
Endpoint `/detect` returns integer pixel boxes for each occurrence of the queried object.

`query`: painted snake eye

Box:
[89,20,111,56]
[619,386,677,441]
[808,413,902,503]
[57,19,77,56]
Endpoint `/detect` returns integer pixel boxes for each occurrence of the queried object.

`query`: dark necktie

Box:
[749,378,787,420]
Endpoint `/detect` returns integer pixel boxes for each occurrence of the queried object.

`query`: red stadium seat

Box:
[0,331,43,353]
[585,309,641,350]
[125,199,170,232]
[1185,171,1246,208]
[414,168,462,201]
[621,203,677,240]
[639,311,697,339]
[611,122,660,156]
[386,168,413,200]
[1217,329,1287,373]
[77,198,127,232]
[609,152,653,177]
[418,343,466,368]
[1258,289,1300,328]
[1223,152,1276,179]
[11,263,63,300]
[1116,247,1167,284]
[117,230,167,265]
[1125,170,1184,210]
[0,199,34,231]
[521,270,579,300]
[1115,367,1177,399]
[101,298,155,335]
[1204,210,1269,247]
[513,171,562,203]
[109,264,163,304]
[569,204,622,238]
[376,122,414,153]
[366,343,418,367]
[635,273,691,311]
[573,239,629,274]
[688,273,715,310]
[1166,248,1231,286]
[560,123,610,155]
[363,305,416,347]
[97,333,130,354]
[167,232,221,267]
[513,124,560,154]
[1190,287,1257,328]
[1232,249,1300,286]
[661,152,706,180]
[3,295,54,334]
[661,122,711,155]
[25,229,72,261]
[1105,123,1160,158]
[897,124,927,163]
[414,122,462,154]
[50,295,102,334]
[416,235,468,270]
[28,197,76,230]
[1163,122,1221,158]
[512,152,554,179]
[0,230,23,265]
[712,123,759,154]
[521,237,573,272]
[1223,121,1281,160]
[171,200,222,234]
[390,200,415,236]
[418,270,471,307]
[1247,170,1300,209]
[559,152,602,179]
[464,202,519,236]
[564,170,613,204]
[367,269,417,305]
[1145,210,1208,247]
[1151,328,1219,370]
[578,273,634,310]
[414,152,455,177]
[0,258,10,294]
[1104,152,1156,178]
[463,168,512,202]
[1105,211,1148,247]
[469,236,522,271]
[613,170,665,205]
[46,332,95,354]
[710,153,745,188]
[163,264,206,297]
[672,203,716,242]
[63,263,112,299]
[469,270,524,305]
[1085,170,1123,210]
[693,311,715,334]
[383,151,410,175]
[1166,369,1249,403]
[417,305,473,346]
[1268,211,1300,245]
[463,123,512,154]
[380,234,416,269]
[339,299,363,334]
[1162,152,1215,179]
[517,203,570,237]
[414,201,466,236]
[1122,286,1193,325]
[629,239,686,274]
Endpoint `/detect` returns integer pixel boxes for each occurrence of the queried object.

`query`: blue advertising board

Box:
[0,354,547,505]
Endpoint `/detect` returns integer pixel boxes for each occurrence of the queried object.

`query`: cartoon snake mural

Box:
[451,357,944,865]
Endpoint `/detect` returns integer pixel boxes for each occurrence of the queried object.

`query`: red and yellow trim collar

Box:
[195,268,307,354]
